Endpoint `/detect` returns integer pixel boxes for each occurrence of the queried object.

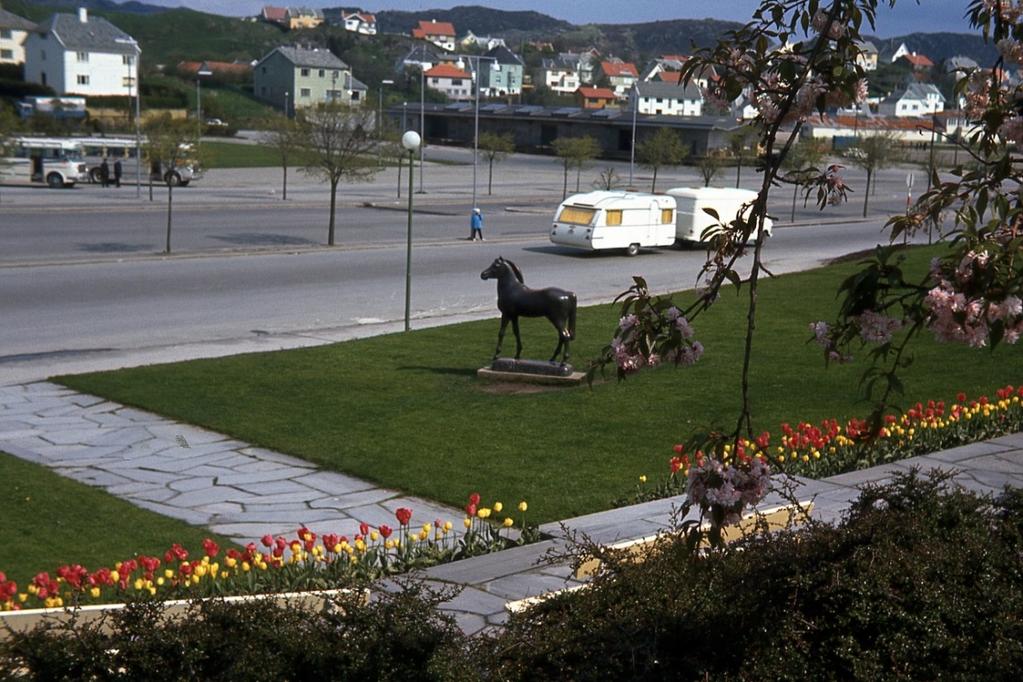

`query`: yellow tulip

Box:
[503,517,514,528]
[464,517,472,528]
[133,578,144,590]
[478,507,491,519]
[444,521,453,531]
[518,501,528,512]
[370,531,379,542]
[89,587,101,598]
[225,557,237,568]
[493,502,503,513]
[194,565,207,578]
[639,475,647,483]
[164,569,174,579]
[242,561,251,572]
[109,570,120,583]
[148,587,157,596]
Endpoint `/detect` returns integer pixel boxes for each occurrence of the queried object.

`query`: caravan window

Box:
[661,208,674,224]
[558,206,596,225]
[605,209,622,226]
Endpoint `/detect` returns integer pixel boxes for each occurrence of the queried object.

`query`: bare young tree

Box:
[143,114,202,254]
[637,127,689,193]
[780,137,829,221]
[592,166,623,191]
[728,125,756,188]
[295,103,383,246]
[262,112,297,201]
[478,131,514,195]
[697,152,724,187]
[552,136,600,199]
[845,131,901,217]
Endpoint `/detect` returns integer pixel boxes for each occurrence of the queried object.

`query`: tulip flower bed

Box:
[623,384,1023,506]
[0,494,534,613]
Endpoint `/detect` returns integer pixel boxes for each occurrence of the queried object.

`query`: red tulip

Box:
[395,507,413,526]
[469,492,481,506]
[379,524,393,539]
[360,522,370,536]
[261,534,274,547]
[202,538,220,558]
[465,503,477,517]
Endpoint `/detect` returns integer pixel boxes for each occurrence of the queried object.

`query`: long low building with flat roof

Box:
[387,102,740,159]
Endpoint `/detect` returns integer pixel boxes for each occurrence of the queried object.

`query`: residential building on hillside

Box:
[888,42,911,63]
[285,7,324,30]
[878,82,945,117]
[576,86,616,110]
[0,6,35,65]
[253,45,356,114]
[945,55,979,81]
[23,8,139,97]
[559,50,599,84]
[424,63,472,100]
[260,6,288,27]
[900,52,934,72]
[600,60,638,100]
[855,40,878,71]
[459,31,505,51]
[395,44,441,74]
[412,20,456,52]
[475,45,523,97]
[630,80,703,117]
[323,8,376,34]
[639,55,687,81]
[540,55,580,94]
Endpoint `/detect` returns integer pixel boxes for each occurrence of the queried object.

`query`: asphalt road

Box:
[0,148,933,383]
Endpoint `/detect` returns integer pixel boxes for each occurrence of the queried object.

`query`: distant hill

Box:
[373,5,573,36]
[2,0,169,21]
[590,18,743,58]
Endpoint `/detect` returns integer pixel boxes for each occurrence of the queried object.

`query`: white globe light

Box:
[401,130,421,152]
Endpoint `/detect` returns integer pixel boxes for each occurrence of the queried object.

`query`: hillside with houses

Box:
[0,0,1019,158]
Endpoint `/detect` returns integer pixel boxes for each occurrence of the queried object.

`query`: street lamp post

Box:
[284,91,289,118]
[401,130,422,332]
[378,79,394,139]
[398,102,407,199]
[419,68,425,193]
[629,84,638,189]
[195,63,212,139]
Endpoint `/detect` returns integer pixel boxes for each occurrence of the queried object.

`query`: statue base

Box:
[477,358,585,386]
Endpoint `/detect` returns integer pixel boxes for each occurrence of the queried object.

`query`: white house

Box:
[540,55,580,94]
[341,10,376,35]
[459,31,505,51]
[424,63,472,101]
[412,20,456,52]
[630,80,703,117]
[0,7,35,65]
[24,8,138,97]
[600,60,639,100]
[878,82,945,117]
[855,40,878,71]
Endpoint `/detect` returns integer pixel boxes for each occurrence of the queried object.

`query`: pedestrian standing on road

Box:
[469,207,484,241]
[113,159,123,188]
[99,158,110,188]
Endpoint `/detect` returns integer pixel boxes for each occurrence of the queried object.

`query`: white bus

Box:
[0,137,88,188]
[77,137,203,187]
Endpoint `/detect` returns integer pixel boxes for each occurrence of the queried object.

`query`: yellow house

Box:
[286,7,324,30]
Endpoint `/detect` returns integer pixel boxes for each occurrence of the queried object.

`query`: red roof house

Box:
[576,86,617,109]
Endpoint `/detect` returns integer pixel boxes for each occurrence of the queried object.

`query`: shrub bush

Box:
[4,474,1022,680]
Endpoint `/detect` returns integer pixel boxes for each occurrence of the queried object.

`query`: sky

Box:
[137,1,973,38]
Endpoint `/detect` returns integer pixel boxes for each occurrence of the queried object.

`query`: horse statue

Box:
[480,257,577,364]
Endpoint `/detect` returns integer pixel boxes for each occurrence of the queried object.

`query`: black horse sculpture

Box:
[481,257,577,363]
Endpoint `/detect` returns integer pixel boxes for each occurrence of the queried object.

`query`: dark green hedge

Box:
[3,472,1022,680]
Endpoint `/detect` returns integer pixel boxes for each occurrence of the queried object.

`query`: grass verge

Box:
[0,452,235,587]
[55,244,1020,523]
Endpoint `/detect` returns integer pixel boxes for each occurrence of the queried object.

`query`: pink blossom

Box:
[619,314,638,331]
[857,310,903,344]
[809,320,830,347]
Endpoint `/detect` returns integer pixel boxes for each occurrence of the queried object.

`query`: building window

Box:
[300,88,311,97]
[77,51,88,62]
[318,69,325,77]
[0,29,11,39]
[452,79,462,85]
[122,76,133,87]
[40,49,46,60]
[77,74,89,85]
[0,49,11,60]
[123,55,134,66]
[327,89,342,101]
[301,68,309,76]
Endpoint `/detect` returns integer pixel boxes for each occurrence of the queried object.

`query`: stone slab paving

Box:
[0,382,462,548]
[415,436,1023,635]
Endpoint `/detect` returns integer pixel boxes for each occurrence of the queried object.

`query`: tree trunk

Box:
[165,183,173,253]
[575,164,581,192]
[328,179,339,245]
[862,169,872,218]
[651,166,658,193]
[791,182,798,222]
[735,158,742,188]
[562,163,568,200]
[488,156,494,195]
[282,163,288,201]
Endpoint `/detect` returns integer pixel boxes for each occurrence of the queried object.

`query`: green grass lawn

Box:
[0,452,235,588]
[55,245,1021,524]
[202,141,294,169]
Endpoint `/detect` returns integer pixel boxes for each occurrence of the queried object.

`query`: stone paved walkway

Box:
[0,382,461,548]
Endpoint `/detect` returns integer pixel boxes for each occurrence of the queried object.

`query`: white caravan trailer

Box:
[666,187,773,244]
[549,191,677,256]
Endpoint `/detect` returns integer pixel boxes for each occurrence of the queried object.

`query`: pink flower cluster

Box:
[610,306,704,373]
[982,0,1022,22]
[857,310,904,344]
[686,455,771,526]
[925,251,1023,347]
[811,10,846,40]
